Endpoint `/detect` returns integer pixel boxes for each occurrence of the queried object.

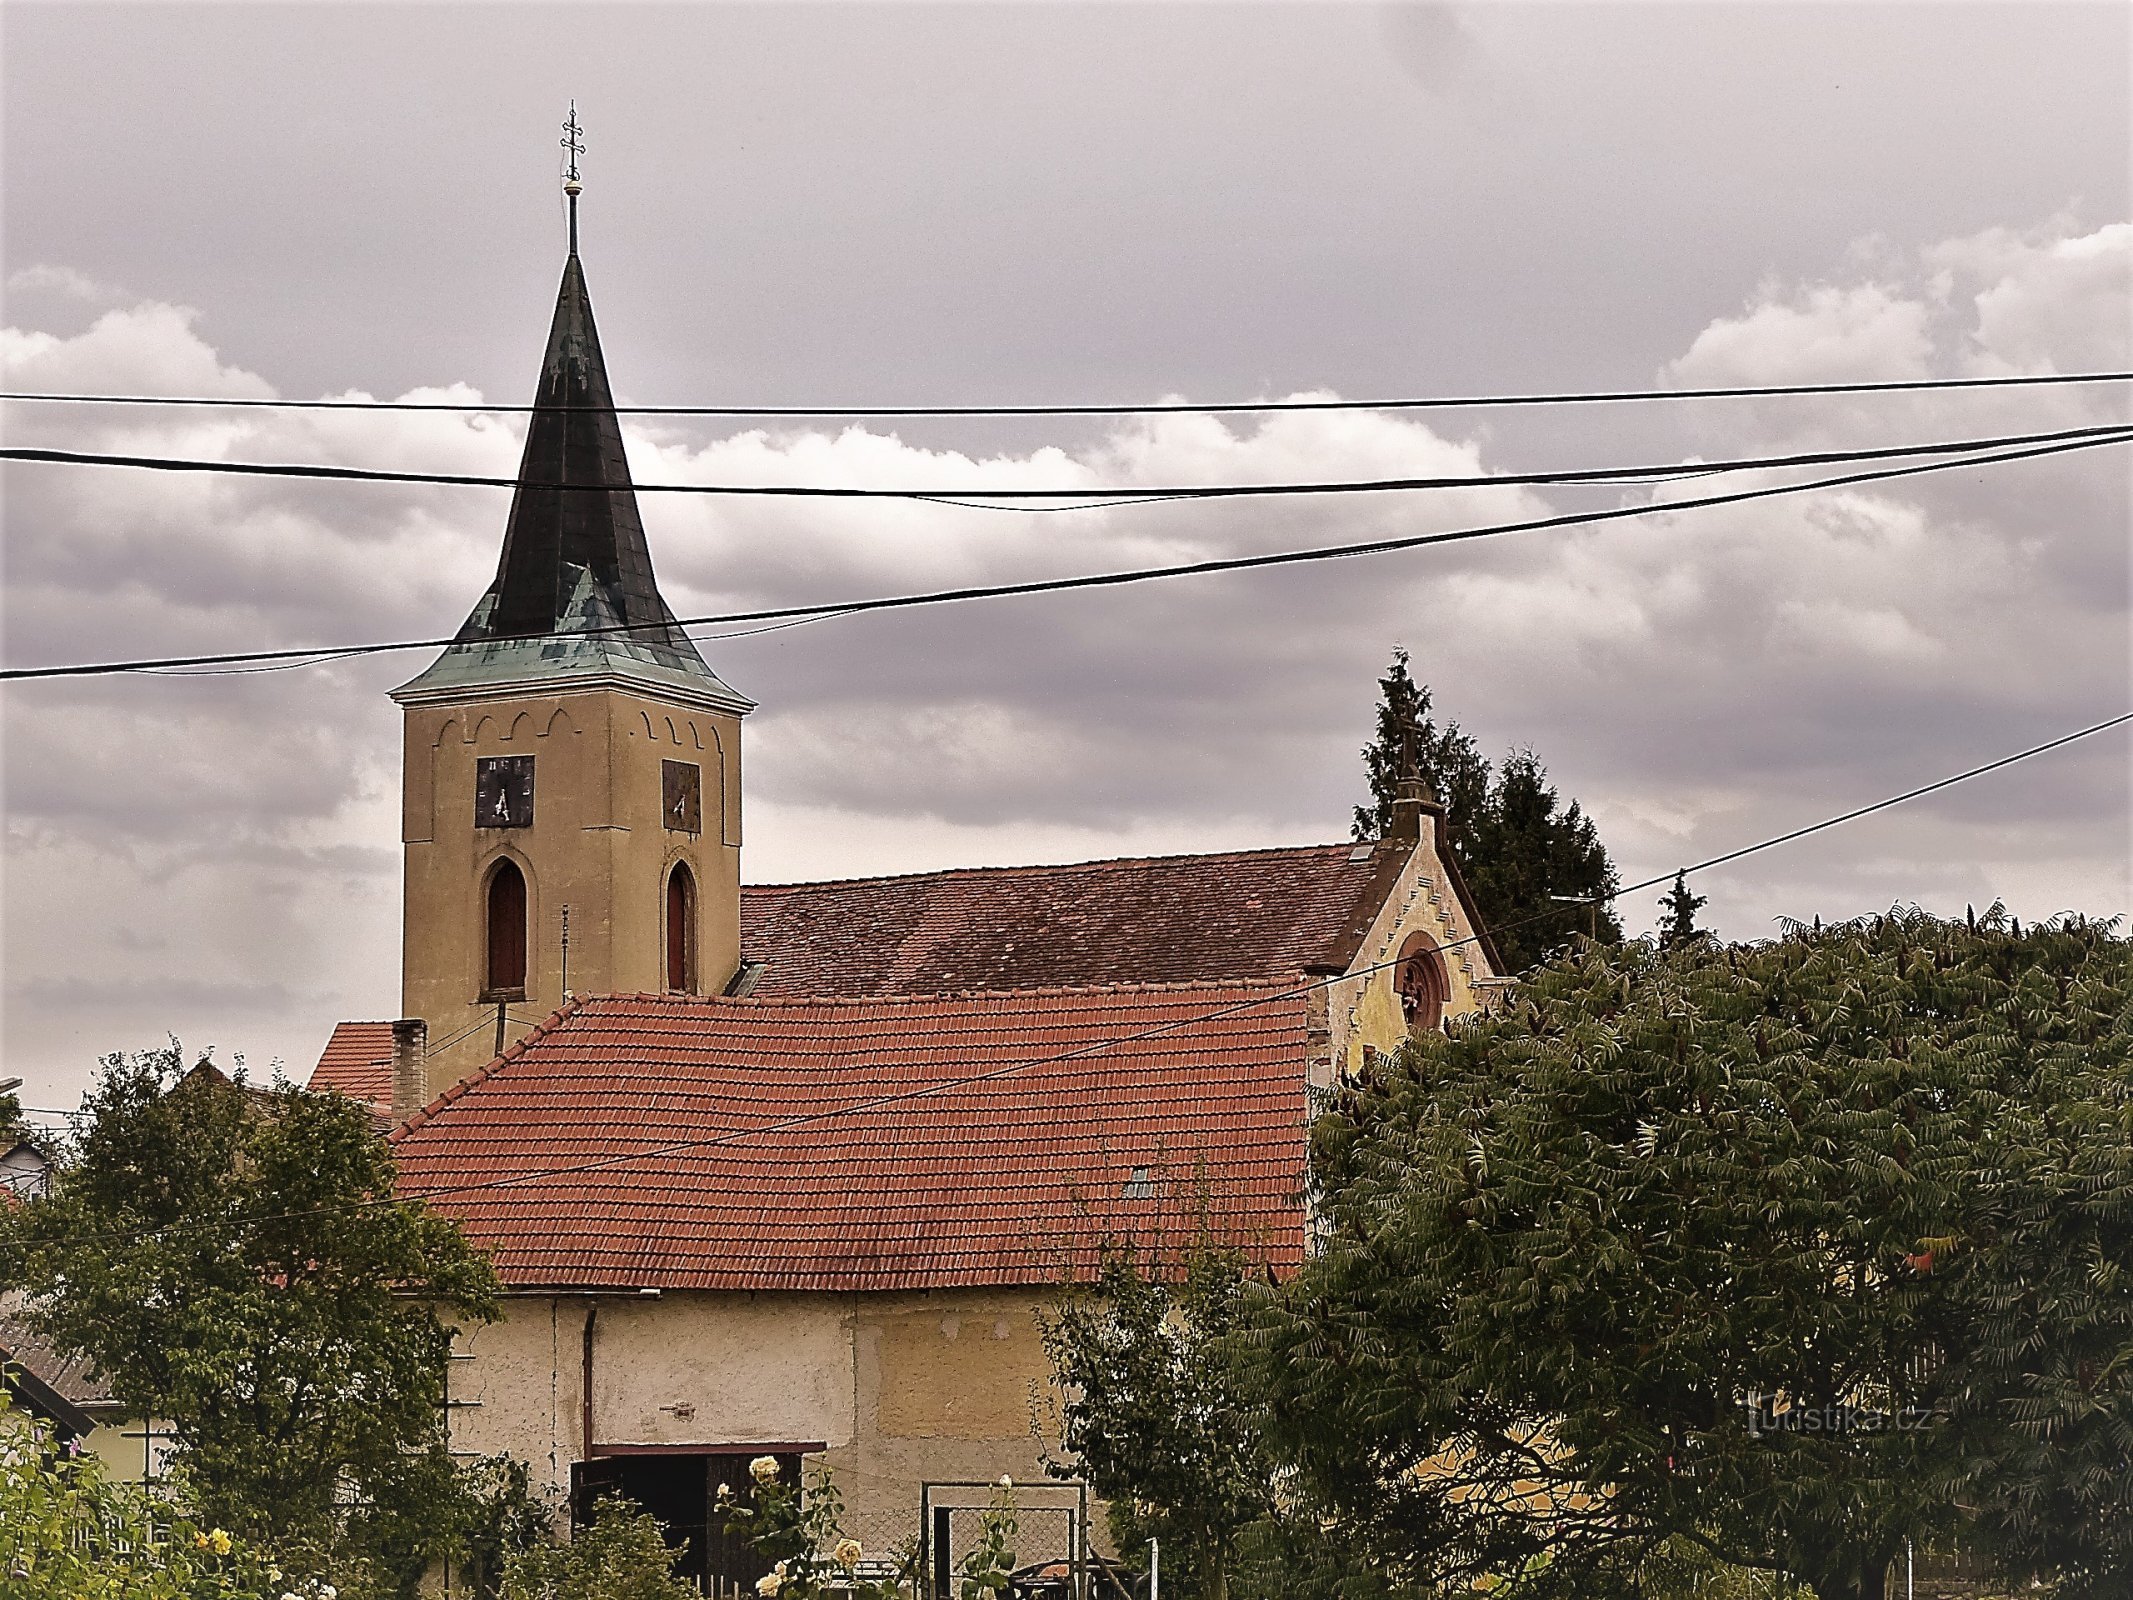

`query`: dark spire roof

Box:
[472,254,687,656]
[395,253,749,714]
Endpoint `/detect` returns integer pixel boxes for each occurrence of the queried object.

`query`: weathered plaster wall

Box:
[447,1288,1063,1529]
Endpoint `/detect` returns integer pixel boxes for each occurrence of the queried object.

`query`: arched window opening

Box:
[666,862,697,993]
[485,859,528,998]
[1395,931,1450,1035]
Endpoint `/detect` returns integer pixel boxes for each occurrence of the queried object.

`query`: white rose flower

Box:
[835,1537,864,1568]
[997,1474,1013,1489]
[754,1574,781,1598]
[749,1454,781,1484]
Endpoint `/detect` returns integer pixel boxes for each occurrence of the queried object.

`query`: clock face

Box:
[662,760,702,835]
[475,756,535,829]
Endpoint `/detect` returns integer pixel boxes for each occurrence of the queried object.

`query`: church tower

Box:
[392,135,750,1097]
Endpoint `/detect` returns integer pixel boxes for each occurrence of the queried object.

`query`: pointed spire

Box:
[392,124,750,718]
[469,252,688,655]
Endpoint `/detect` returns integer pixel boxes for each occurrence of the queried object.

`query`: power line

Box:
[3,368,2127,418]
[2,421,2126,504]
[5,425,2128,684]
[7,700,2125,1254]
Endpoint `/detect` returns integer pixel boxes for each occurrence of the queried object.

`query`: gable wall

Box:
[1323,816,1500,1083]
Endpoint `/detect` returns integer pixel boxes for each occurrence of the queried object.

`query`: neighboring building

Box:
[0,1132,52,1202]
[0,1298,141,1463]
[310,187,1500,1592]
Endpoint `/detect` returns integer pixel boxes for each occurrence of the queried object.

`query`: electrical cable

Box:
[6,699,2126,1253]
[6,424,2128,684]
[3,367,2127,418]
[2,421,2126,503]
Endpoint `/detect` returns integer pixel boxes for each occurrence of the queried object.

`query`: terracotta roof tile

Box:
[738,842,1397,998]
[307,1021,395,1113]
[390,984,1311,1292]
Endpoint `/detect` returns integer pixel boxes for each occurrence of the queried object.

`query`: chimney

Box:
[390,1018,428,1122]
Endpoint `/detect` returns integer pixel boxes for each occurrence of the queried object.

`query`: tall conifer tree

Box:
[1353,649,1621,970]
[1657,870,1710,947]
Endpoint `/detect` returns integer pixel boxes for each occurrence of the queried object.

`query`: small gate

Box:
[919,1480,1091,1599]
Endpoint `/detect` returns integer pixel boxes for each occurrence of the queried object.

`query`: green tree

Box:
[1351,650,1620,970]
[1042,1247,1272,1600]
[1656,871,1709,948]
[1251,911,2133,1600]
[453,1456,555,1600]
[1351,648,1492,843]
[4,1044,502,1594]
[0,1390,302,1600]
[498,1499,695,1600]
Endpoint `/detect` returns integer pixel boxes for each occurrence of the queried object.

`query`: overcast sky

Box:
[4,2,2129,1111]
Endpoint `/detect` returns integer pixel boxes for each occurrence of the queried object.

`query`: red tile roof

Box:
[308,1021,396,1112]
[389,984,1311,1293]
[738,842,1403,998]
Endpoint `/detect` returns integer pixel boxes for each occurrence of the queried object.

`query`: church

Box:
[307,175,1501,1592]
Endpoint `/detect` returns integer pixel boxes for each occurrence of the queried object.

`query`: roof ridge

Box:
[574,977,1305,1011]
[740,840,1360,895]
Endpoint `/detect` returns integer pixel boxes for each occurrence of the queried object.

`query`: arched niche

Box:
[1395,930,1450,1035]
[482,857,529,1000]
[665,861,698,993]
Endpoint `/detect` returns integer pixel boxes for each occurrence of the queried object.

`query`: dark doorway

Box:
[572,1451,802,1597]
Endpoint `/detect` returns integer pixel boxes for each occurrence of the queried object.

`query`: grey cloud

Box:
[3,4,2127,1107]
[1377,5,1482,97]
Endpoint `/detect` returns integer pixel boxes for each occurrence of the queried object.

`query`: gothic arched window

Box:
[484,859,528,998]
[666,862,697,993]
[1395,931,1449,1035]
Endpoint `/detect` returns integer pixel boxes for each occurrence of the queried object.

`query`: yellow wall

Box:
[399,686,743,1098]
[445,1289,1063,1534]
[1321,815,1502,1085]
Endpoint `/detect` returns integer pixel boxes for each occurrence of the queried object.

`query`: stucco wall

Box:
[447,1288,1063,1533]
[400,686,744,1097]
[1323,815,1499,1084]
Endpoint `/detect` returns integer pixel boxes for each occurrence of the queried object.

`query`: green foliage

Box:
[4,1044,502,1593]
[1352,649,1621,970]
[1633,1536,1807,1600]
[714,1455,912,1597]
[950,1489,1018,1600]
[0,1391,310,1600]
[497,1498,694,1600]
[1656,871,1709,949]
[1043,1247,1271,1600]
[453,1456,555,1600]
[1253,911,2133,1600]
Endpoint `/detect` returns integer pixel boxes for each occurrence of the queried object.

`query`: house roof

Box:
[308,1021,397,1111]
[389,984,1312,1293]
[737,840,1409,999]
[0,1296,114,1439]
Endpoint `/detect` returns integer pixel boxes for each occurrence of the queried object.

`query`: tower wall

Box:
[400,684,742,1099]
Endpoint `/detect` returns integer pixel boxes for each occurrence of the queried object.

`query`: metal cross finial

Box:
[561,102,584,183]
[560,102,585,255]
